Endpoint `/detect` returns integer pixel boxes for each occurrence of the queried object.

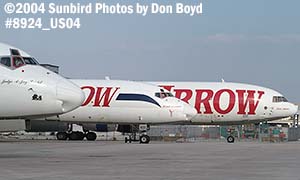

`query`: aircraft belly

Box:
[58,107,186,124]
[104,108,165,124]
[190,113,264,125]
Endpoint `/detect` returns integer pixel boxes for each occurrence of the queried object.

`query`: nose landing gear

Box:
[124,133,151,144]
[121,124,151,144]
[139,134,151,144]
[226,135,235,143]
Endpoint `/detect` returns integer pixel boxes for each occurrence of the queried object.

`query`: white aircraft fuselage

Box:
[151,82,298,125]
[54,80,197,124]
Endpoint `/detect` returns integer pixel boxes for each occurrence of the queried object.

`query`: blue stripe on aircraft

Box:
[116,94,161,107]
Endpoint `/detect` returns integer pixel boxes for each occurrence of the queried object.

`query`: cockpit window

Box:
[23,57,39,65]
[12,56,25,68]
[155,92,174,99]
[0,57,11,67]
[273,96,288,103]
[0,55,39,70]
[32,57,39,64]
[10,49,21,56]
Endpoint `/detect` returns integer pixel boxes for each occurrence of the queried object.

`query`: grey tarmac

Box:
[0,140,299,180]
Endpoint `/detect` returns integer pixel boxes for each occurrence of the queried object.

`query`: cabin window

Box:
[0,57,11,67]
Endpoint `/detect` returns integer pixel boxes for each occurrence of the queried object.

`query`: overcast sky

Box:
[1,0,300,102]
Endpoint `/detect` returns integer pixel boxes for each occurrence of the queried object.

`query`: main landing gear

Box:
[121,124,151,144]
[56,124,97,141]
[56,131,97,141]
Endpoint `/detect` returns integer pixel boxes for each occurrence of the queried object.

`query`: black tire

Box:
[56,132,68,140]
[140,135,150,144]
[76,132,85,140]
[125,137,128,143]
[86,132,97,141]
[69,132,80,140]
[227,136,235,143]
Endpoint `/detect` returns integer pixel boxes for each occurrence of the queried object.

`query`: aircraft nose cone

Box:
[292,104,299,115]
[56,81,85,113]
[182,102,197,120]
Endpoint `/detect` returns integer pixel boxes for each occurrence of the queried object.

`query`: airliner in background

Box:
[152,82,298,125]
[0,42,85,119]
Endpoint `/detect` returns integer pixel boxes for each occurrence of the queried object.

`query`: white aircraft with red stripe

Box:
[44,79,197,143]
[151,82,298,125]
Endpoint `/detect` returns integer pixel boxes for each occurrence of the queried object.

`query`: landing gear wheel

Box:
[69,132,81,141]
[140,135,150,144]
[86,132,97,141]
[76,132,85,140]
[227,136,235,143]
[56,132,68,140]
